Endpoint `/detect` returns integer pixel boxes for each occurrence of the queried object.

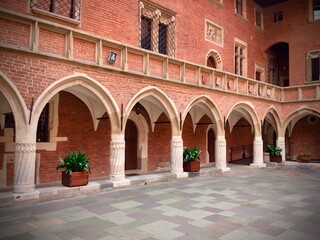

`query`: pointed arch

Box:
[124,86,179,135]
[182,95,224,136]
[283,107,320,137]
[262,106,282,136]
[226,102,261,136]
[31,73,120,133]
[0,72,29,132]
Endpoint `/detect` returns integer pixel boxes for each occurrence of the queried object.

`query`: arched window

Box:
[207,56,216,68]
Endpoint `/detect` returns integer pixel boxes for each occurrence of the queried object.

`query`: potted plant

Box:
[56,151,91,187]
[183,147,201,172]
[266,145,282,163]
[297,153,312,162]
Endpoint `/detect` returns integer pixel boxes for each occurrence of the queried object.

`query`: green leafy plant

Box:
[183,147,201,162]
[298,153,312,158]
[266,145,282,156]
[56,151,90,175]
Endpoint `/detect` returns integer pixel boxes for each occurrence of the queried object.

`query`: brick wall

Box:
[38,91,110,183]
[290,116,320,160]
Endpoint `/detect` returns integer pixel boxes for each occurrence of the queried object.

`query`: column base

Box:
[109,174,126,181]
[13,184,35,194]
[111,179,131,187]
[219,167,231,172]
[250,163,266,168]
[13,190,40,202]
[175,172,188,178]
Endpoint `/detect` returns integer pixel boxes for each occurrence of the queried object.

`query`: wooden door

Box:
[125,120,138,170]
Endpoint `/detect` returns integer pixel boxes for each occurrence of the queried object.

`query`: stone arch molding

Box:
[182,95,224,136]
[226,102,261,136]
[0,72,29,133]
[262,106,282,137]
[124,86,179,135]
[32,73,121,133]
[0,71,29,127]
[206,49,223,70]
[283,107,320,137]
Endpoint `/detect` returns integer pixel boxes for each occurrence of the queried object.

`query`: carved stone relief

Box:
[206,20,223,46]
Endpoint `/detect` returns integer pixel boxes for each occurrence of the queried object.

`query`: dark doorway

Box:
[208,128,215,163]
[267,42,289,87]
[125,119,138,170]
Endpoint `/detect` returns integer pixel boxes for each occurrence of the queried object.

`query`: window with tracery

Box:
[139,1,176,56]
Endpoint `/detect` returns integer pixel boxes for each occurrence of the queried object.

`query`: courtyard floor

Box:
[0,165,320,240]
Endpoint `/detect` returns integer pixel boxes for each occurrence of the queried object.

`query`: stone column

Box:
[13,142,36,193]
[109,134,125,181]
[215,136,230,172]
[250,136,266,167]
[170,136,185,177]
[277,136,286,163]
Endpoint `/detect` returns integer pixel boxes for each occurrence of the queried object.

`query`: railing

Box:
[0,8,319,103]
[230,145,253,163]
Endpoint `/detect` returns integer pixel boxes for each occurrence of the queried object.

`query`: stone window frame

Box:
[306,49,320,83]
[235,0,247,19]
[210,0,224,7]
[255,63,265,81]
[254,6,264,29]
[234,38,247,77]
[139,0,176,57]
[30,0,82,24]
[206,49,223,70]
[205,19,224,48]
[309,0,320,21]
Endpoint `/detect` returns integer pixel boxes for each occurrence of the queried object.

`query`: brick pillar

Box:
[13,142,36,193]
[251,136,266,167]
[170,136,184,175]
[215,136,230,171]
[109,134,125,181]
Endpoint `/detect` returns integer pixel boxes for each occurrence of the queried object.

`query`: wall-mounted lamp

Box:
[107,51,117,64]
[133,102,142,115]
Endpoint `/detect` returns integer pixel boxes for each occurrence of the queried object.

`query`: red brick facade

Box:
[0,0,319,190]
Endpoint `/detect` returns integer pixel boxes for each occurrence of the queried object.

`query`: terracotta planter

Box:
[270,155,282,163]
[62,171,89,187]
[183,161,200,172]
[298,157,312,163]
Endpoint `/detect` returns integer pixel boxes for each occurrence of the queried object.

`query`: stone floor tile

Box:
[137,220,179,234]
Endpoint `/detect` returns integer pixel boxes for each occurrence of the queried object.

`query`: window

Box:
[207,56,216,68]
[139,1,176,56]
[234,40,247,76]
[30,0,81,21]
[255,9,263,28]
[4,112,15,129]
[37,104,50,142]
[141,16,152,50]
[255,63,265,81]
[313,0,320,20]
[274,11,283,22]
[306,50,320,82]
[268,56,279,85]
[236,0,243,15]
